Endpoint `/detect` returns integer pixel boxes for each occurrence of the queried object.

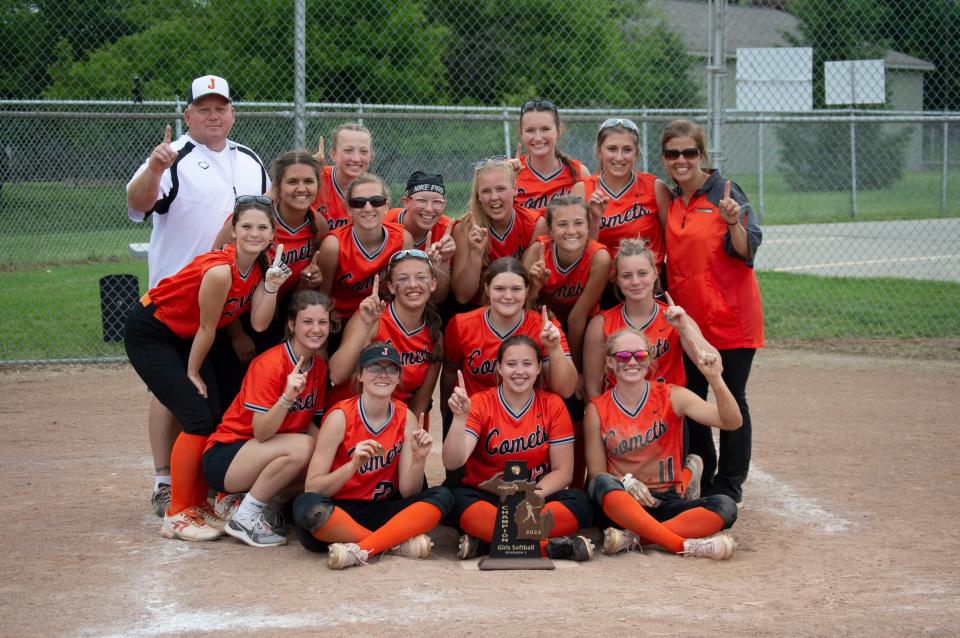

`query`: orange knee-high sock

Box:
[602,490,685,553]
[662,507,725,539]
[169,433,208,515]
[459,500,497,542]
[192,466,210,508]
[538,501,582,556]
[311,507,372,543]
[571,420,586,490]
[358,502,442,556]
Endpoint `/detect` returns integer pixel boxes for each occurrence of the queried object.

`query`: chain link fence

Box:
[1,0,959,363]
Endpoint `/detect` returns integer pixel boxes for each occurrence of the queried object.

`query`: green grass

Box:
[1,260,957,362]
[735,170,960,225]
[0,260,148,361]
[758,271,960,339]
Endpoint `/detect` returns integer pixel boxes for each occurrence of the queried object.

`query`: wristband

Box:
[264,286,278,294]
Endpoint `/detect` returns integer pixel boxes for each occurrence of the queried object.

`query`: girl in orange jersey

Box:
[310,123,373,231]
[584,328,741,560]
[327,249,443,419]
[450,159,547,306]
[582,238,714,400]
[202,290,334,548]
[661,119,764,504]
[522,195,610,367]
[125,198,292,542]
[214,150,325,368]
[444,335,595,562]
[513,99,590,214]
[571,118,671,275]
[440,258,578,439]
[316,173,414,322]
[292,342,454,570]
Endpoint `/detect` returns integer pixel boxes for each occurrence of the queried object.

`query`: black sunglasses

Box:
[348,195,388,209]
[662,147,701,161]
[235,195,273,206]
[521,98,557,114]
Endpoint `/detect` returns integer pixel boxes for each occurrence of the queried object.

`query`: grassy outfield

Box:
[1,260,958,362]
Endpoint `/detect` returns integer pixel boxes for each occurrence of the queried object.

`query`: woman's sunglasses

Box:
[521,99,557,114]
[235,195,273,206]
[662,148,700,161]
[608,350,652,363]
[348,195,388,209]
[390,248,430,264]
[600,118,639,133]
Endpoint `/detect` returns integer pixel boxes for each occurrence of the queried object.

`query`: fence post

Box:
[849,113,857,218]
[293,0,306,148]
[942,118,949,216]
[758,118,765,220]
[503,105,511,157]
[174,95,183,138]
[707,0,726,174]
[641,109,649,174]
[356,100,363,127]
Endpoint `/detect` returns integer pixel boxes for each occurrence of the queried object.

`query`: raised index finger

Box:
[318,136,325,160]
[292,354,306,374]
[457,369,465,390]
[724,179,731,200]
[272,244,284,268]
[163,124,172,144]
[541,305,549,325]
[664,290,676,306]
[370,274,380,300]
[515,141,523,159]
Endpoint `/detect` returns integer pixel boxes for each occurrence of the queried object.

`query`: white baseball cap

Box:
[187,75,230,105]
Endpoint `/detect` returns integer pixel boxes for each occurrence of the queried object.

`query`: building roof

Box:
[650,0,936,72]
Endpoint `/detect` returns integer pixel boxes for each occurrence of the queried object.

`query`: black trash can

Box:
[99,274,140,342]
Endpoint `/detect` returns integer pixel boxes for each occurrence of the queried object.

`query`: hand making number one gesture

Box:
[448,370,471,418]
[539,305,561,348]
[357,273,387,326]
[148,124,176,173]
[718,179,741,226]
[313,135,326,166]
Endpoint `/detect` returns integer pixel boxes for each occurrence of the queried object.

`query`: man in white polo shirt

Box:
[126,75,270,517]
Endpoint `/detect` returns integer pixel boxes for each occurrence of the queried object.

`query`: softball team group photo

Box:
[124,75,763,570]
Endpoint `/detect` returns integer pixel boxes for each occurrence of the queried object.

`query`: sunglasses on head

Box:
[521,98,557,114]
[348,195,388,209]
[235,195,273,207]
[662,147,701,161]
[390,248,430,264]
[608,349,652,363]
[472,155,509,170]
[600,118,639,133]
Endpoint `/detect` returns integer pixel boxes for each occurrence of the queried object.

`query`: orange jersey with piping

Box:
[330,221,406,316]
[328,396,407,501]
[597,300,685,391]
[311,165,350,232]
[462,387,574,488]
[384,208,452,250]
[269,208,319,299]
[514,156,583,214]
[536,235,605,325]
[145,243,261,339]
[444,307,571,398]
[664,171,764,350]
[206,340,329,450]
[591,381,683,493]
[582,172,664,264]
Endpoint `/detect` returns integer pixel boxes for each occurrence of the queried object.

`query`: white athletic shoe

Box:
[197,501,228,532]
[327,543,369,570]
[684,454,704,500]
[390,534,433,559]
[160,506,222,542]
[224,514,288,548]
[682,535,736,560]
[602,527,643,555]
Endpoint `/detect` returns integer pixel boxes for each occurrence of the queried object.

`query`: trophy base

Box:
[478,557,556,571]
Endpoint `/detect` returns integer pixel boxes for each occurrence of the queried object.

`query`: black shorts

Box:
[450,484,593,530]
[201,440,247,493]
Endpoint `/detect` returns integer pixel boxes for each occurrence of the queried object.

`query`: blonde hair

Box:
[613,237,658,276]
[331,123,372,149]
[467,161,516,230]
